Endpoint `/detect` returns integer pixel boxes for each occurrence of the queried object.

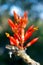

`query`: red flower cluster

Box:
[5,11,39,50]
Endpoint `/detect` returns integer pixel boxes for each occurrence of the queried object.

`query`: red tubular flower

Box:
[24,11,28,18]
[24,38,39,48]
[24,26,38,41]
[14,11,19,22]
[27,25,34,31]
[24,31,33,41]
[8,19,17,30]
[24,25,34,41]
[5,33,18,46]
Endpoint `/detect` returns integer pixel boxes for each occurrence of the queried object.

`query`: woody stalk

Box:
[5,11,40,65]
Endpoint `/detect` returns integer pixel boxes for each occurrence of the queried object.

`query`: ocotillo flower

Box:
[8,19,18,31]
[24,25,38,41]
[24,38,39,48]
[5,33,19,46]
[6,11,39,50]
[13,11,19,22]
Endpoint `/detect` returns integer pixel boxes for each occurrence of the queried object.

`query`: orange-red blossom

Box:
[5,11,39,50]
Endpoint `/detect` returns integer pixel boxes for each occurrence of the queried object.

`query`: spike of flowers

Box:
[6,11,39,50]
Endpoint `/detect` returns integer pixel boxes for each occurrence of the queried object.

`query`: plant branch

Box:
[6,45,40,65]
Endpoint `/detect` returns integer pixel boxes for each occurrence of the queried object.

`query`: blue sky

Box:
[29,3,43,19]
[0,0,43,19]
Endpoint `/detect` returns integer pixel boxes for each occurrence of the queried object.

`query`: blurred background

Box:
[0,0,43,65]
